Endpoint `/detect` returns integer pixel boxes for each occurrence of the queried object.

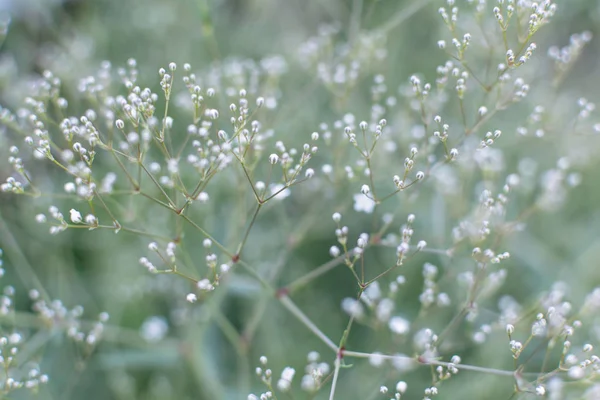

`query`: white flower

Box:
[139,316,168,343]
[277,367,295,392]
[506,324,515,335]
[197,279,214,291]
[84,214,97,225]
[389,316,410,335]
[376,298,394,322]
[300,375,316,392]
[69,209,82,223]
[353,193,376,213]
[568,366,585,380]
[364,281,382,301]
[341,298,364,318]
[535,385,546,396]
[329,246,340,257]
[196,192,209,203]
[186,293,197,303]
[396,381,408,393]
[64,182,76,193]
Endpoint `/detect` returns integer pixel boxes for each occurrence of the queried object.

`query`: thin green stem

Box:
[139,162,175,206]
[236,203,262,256]
[285,250,358,294]
[278,295,337,351]
[178,214,233,258]
[342,350,533,377]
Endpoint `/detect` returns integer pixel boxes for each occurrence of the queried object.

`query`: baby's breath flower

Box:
[329,246,340,257]
[0,4,596,399]
[277,367,295,392]
[389,316,410,335]
[186,293,197,303]
[69,209,82,224]
[197,279,214,291]
[140,316,168,343]
[535,385,545,396]
[396,381,407,394]
[353,194,376,213]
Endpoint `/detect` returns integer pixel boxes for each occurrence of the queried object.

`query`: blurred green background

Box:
[1,0,600,399]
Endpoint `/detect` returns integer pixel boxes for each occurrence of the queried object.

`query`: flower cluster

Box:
[0,0,599,399]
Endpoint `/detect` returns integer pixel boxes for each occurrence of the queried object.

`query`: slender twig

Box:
[328,355,342,400]
[178,214,233,258]
[342,351,540,377]
[379,0,433,34]
[139,162,175,206]
[278,295,337,351]
[236,203,262,256]
[285,250,359,293]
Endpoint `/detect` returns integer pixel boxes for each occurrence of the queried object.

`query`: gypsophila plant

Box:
[0,248,108,398]
[0,251,47,397]
[0,0,600,398]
